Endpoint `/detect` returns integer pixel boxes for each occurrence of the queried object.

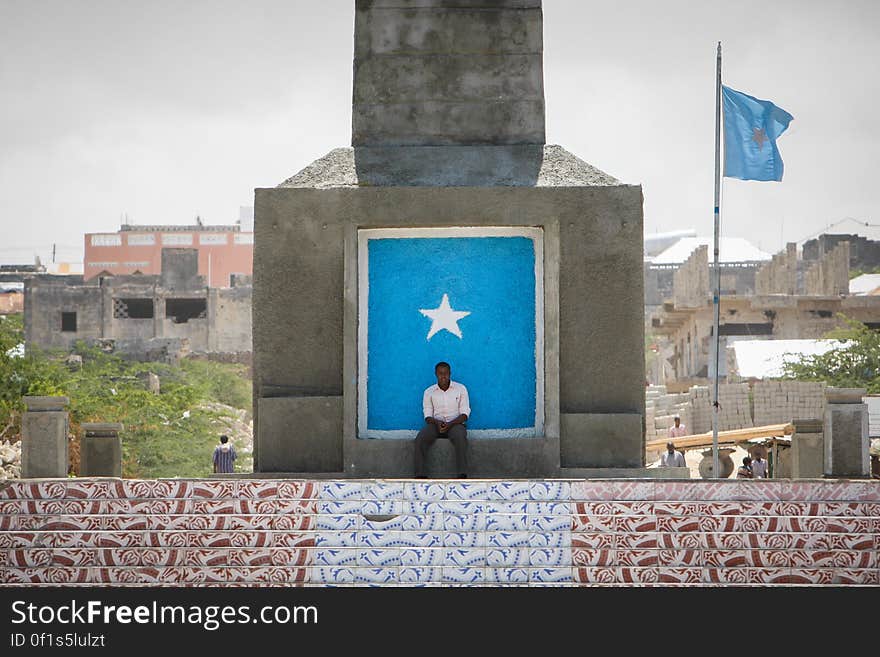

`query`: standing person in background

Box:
[212,434,237,474]
[660,442,686,468]
[737,456,753,479]
[751,453,768,478]
[668,414,687,438]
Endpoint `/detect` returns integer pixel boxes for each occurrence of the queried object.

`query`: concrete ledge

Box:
[257,397,343,473]
[561,467,690,479]
[561,413,643,468]
[23,396,69,412]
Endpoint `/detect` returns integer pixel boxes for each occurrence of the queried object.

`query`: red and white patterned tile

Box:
[190,481,236,499]
[615,516,656,533]
[230,547,307,567]
[617,533,659,549]
[574,501,653,516]
[571,548,613,567]
[703,550,749,568]
[574,567,619,584]
[743,533,793,550]
[619,567,658,583]
[653,502,701,516]
[789,550,875,569]
[571,533,616,549]
[747,568,792,584]
[704,533,746,549]
[657,568,703,584]
[825,517,874,533]
[658,549,701,566]
[614,549,659,567]
[572,481,653,502]
[571,514,616,533]
[656,516,702,533]
[657,533,701,549]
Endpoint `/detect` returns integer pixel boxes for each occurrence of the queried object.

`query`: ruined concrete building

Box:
[25,248,251,361]
[651,239,880,381]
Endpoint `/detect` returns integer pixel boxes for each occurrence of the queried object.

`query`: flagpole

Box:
[712,42,722,478]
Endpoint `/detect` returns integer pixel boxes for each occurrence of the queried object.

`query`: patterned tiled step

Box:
[574,567,880,585]
[570,548,878,568]
[571,515,880,533]
[574,501,880,516]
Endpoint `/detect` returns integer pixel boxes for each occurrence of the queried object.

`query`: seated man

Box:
[415,361,470,479]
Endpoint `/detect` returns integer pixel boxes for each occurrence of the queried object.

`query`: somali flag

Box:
[722,85,794,182]
[357,228,544,438]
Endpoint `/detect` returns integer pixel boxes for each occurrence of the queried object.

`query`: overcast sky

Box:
[1,0,877,265]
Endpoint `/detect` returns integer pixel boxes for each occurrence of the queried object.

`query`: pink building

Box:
[84,224,253,288]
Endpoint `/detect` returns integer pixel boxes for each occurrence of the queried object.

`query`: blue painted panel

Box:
[367,236,537,431]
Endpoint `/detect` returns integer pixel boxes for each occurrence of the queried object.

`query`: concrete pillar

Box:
[791,418,824,478]
[21,396,70,478]
[80,423,124,477]
[824,387,870,478]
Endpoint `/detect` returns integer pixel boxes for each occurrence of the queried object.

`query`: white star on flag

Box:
[419,293,471,340]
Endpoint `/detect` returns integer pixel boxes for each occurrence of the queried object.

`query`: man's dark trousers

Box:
[414,423,467,477]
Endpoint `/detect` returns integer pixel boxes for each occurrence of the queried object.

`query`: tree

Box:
[781,316,880,393]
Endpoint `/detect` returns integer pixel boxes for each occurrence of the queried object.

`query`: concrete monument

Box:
[21,396,69,478]
[253,0,645,476]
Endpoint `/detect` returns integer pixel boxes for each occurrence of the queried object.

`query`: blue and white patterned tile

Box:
[318,501,363,514]
[402,501,444,515]
[444,513,485,532]
[527,502,571,516]
[394,531,444,548]
[364,482,405,500]
[529,548,569,567]
[320,482,363,501]
[400,548,444,567]
[352,568,397,584]
[485,514,529,532]
[361,515,406,531]
[357,549,401,567]
[529,531,571,548]
[444,548,486,568]
[529,481,571,501]
[486,531,531,548]
[529,567,573,583]
[442,568,485,584]
[357,531,405,548]
[400,514,444,532]
[311,548,358,567]
[444,532,486,548]
[488,482,531,501]
[315,531,358,548]
[486,548,530,567]
[312,567,356,584]
[399,567,442,584]
[485,568,529,584]
[445,483,488,501]
[361,500,403,516]
[316,514,360,531]
[436,501,483,515]
[530,515,571,532]
[404,482,445,501]
[482,501,529,514]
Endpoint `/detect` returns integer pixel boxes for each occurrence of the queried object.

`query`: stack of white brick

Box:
[753,381,826,425]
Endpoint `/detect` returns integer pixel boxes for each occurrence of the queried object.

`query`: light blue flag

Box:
[362,233,541,438]
[722,85,794,181]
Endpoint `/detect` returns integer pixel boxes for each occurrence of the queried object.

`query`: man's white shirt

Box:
[660,451,686,467]
[423,381,471,423]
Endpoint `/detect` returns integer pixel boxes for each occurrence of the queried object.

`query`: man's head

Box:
[666,442,675,453]
[743,456,752,466]
[434,361,451,390]
[673,415,681,427]
[220,435,229,444]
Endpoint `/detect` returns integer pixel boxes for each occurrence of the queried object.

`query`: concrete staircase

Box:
[1,478,878,586]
